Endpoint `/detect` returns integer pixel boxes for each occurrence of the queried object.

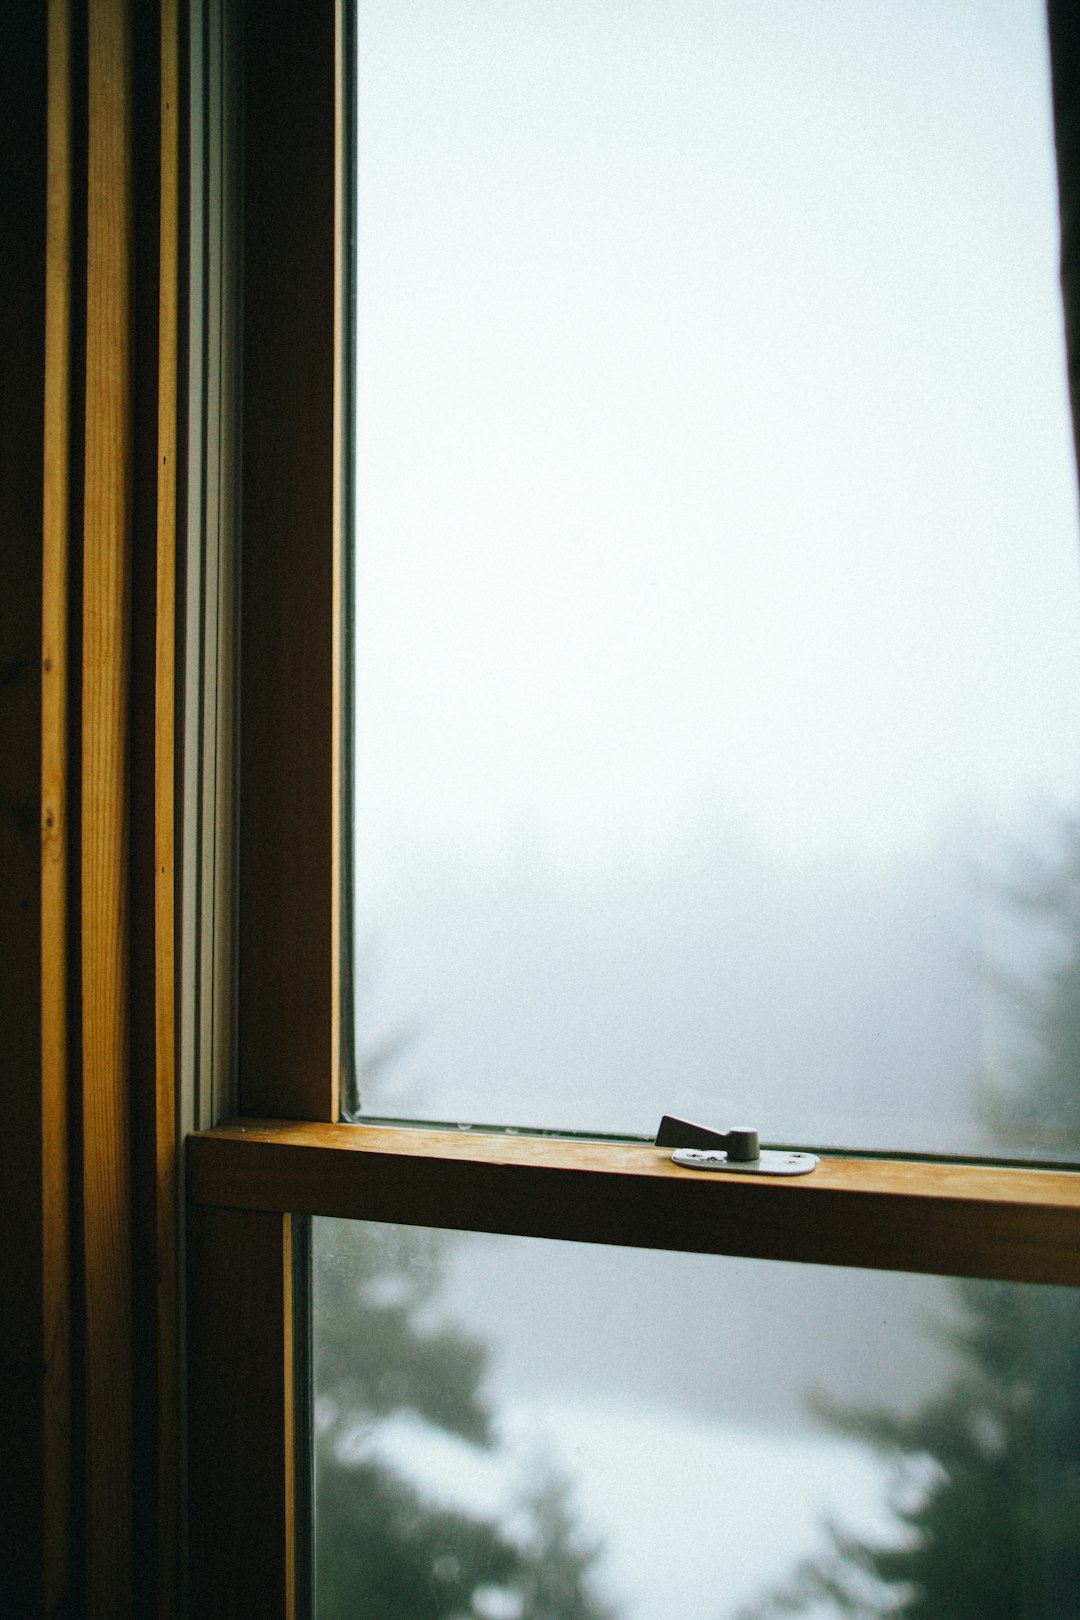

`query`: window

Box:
[185,3,1080,1617]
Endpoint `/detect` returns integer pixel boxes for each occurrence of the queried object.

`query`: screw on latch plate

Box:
[655,1114,819,1177]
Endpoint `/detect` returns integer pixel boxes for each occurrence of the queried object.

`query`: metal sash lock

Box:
[655,1115,819,1177]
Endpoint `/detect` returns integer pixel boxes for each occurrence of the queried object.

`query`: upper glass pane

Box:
[352,0,1080,1158]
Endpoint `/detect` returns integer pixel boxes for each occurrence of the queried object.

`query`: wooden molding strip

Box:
[82,0,134,1607]
[41,0,72,1609]
[154,0,180,1608]
[188,1121,1080,1288]
[330,0,347,1123]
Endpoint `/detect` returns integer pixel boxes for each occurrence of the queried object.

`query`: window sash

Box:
[185,3,1080,1615]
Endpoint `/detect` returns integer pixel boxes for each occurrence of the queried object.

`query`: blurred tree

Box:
[314,1218,617,1620]
[734,824,1080,1619]
[510,1467,615,1620]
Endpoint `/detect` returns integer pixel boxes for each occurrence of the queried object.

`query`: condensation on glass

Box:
[352,0,1080,1158]
[313,1217,1079,1619]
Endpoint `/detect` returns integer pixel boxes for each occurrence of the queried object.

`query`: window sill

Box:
[187,1119,1080,1285]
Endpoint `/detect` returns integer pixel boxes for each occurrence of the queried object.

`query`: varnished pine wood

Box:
[41,0,73,1609]
[331,0,347,1118]
[189,1122,1080,1287]
[188,1207,297,1620]
[154,0,180,1608]
[82,0,135,1608]
[238,0,337,1121]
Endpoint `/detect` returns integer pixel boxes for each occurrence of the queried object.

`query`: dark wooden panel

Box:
[127,0,181,1611]
[237,0,337,1121]
[40,0,74,1611]
[81,0,135,1608]
[188,1206,297,1620]
[189,1122,1080,1288]
[0,0,48,1369]
[0,2,60,1615]
[0,1369,47,1615]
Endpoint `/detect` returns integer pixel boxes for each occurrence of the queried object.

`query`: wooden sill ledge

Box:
[187,1119,1080,1287]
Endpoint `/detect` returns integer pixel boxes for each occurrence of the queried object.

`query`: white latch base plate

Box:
[671,1147,819,1176]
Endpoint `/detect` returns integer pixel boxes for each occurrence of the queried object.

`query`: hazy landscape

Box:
[321,0,1080,1611]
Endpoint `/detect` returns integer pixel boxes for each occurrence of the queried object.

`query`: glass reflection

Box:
[352,0,1080,1156]
[314,1220,1079,1617]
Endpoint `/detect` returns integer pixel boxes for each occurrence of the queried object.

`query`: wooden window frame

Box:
[185,4,1080,1616]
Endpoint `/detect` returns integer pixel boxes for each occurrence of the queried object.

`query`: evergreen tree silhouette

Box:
[736,825,1080,1619]
[314,1217,617,1620]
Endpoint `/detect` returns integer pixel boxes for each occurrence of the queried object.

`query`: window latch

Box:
[655,1114,819,1176]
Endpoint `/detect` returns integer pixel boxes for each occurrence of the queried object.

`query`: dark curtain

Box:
[1049,2,1080,478]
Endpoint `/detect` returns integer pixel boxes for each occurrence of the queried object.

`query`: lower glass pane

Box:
[313,1218,1079,1618]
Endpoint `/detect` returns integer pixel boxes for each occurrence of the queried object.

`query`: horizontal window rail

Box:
[187,1120,1080,1287]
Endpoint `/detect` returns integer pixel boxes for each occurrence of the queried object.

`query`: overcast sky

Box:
[352,0,1080,1153]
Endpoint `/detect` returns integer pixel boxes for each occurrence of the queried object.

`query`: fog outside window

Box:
[352,0,1080,1161]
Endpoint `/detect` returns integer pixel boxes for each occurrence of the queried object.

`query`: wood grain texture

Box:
[152,0,179,1607]
[41,0,72,1609]
[238,0,336,1121]
[188,1122,1080,1287]
[187,1207,296,1620]
[82,0,134,1609]
[153,0,180,1607]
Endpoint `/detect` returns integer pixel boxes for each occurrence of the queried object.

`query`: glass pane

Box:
[314,1218,1080,1617]
[353,0,1080,1157]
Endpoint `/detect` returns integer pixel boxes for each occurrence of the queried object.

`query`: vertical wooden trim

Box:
[284,1221,298,1613]
[179,0,240,1135]
[238,0,337,1121]
[331,0,346,1119]
[82,0,134,1609]
[155,0,180,1608]
[42,0,73,1609]
[188,1207,297,1619]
